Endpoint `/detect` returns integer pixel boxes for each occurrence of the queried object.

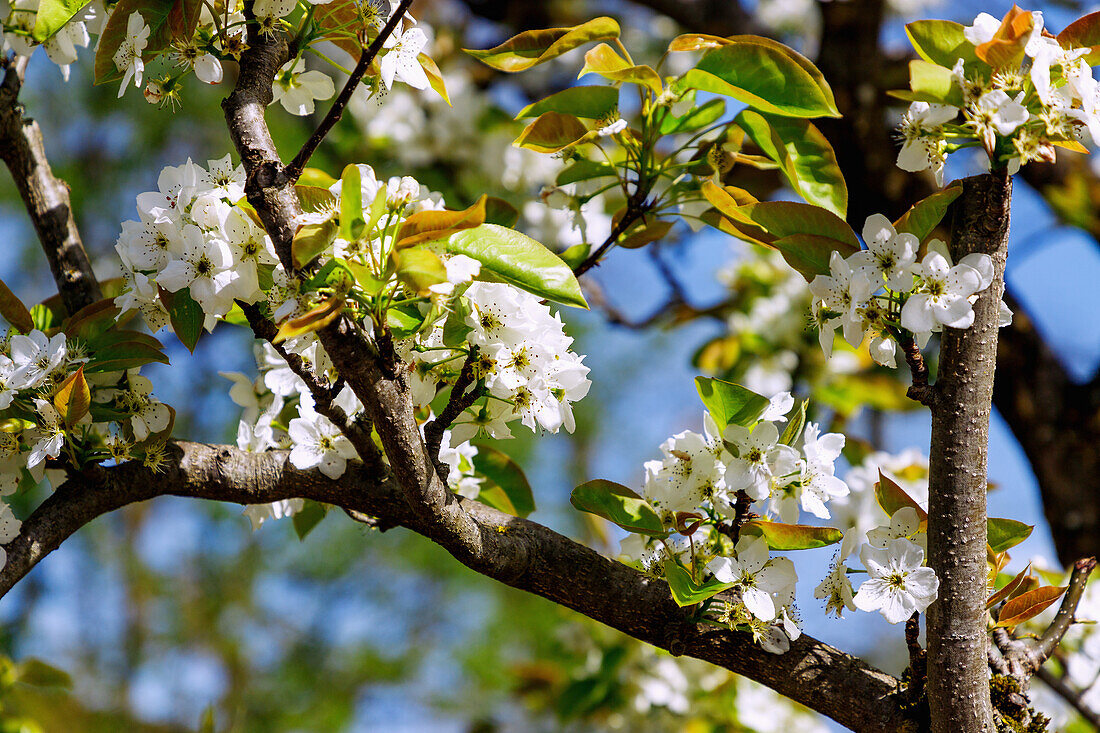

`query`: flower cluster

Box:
[810,214,1005,368]
[897,8,1098,182]
[0,327,175,569]
[113,155,279,329]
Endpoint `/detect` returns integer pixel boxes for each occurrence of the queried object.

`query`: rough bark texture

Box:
[0,441,910,731]
[0,58,101,315]
[925,172,1012,733]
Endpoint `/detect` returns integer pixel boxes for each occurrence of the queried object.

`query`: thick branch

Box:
[0,56,101,315]
[0,442,909,731]
[925,172,1012,732]
[285,0,414,181]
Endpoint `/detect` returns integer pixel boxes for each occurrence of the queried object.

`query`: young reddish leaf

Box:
[63,299,122,341]
[579,43,662,94]
[987,564,1032,609]
[975,6,1034,69]
[740,520,843,550]
[396,195,488,247]
[1058,11,1100,64]
[464,17,621,72]
[995,584,1067,628]
[53,366,90,426]
[418,53,451,105]
[875,471,928,521]
[514,112,590,154]
[273,296,345,344]
[0,279,34,333]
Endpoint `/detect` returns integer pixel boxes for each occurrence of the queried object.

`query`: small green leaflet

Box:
[663,560,734,607]
[694,377,769,430]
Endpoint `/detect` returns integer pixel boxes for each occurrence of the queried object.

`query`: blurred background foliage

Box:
[2,0,1100,730]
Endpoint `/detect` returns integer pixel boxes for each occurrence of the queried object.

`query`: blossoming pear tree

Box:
[1,0,1100,729]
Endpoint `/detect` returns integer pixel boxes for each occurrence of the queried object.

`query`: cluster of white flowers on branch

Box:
[896,7,1100,182]
[810,213,1007,369]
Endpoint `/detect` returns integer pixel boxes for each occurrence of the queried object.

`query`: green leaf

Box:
[995,585,1067,628]
[30,303,60,332]
[556,159,616,186]
[442,295,472,347]
[570,479,667,536]
[578,43,662,94]
[418,52,451,105]
[907,59,965,107]
[893,184,962,242]
[16,658,73,689]
[618,220,672,249]
[694,377,769,430]
[558,243,591,270]
[740,520,843,550]
[160,287,204,352]
[514,112,590,154]
[779,399,807,446]
[291,217,338,270]
[517,85,620,120]
[735,109,847,217]
[392,247,448,296]
[659,97,725,135]
[875,471,928,521]
[663,560,734,607]
[445,224,588,308]
[0,279,33,333]
[85,331,170,372]
[988,517,1034,554]
[677,39,840,118]
[905,20,982,69]
[95,0,203,84]
[386,304,425,340]
[32,0,90,41]
[339,164,365,241]
[63,299,121,341]
[472,444,536,518]
[464,17,621,72]
[296,184,336,214]
[292,500,328,540]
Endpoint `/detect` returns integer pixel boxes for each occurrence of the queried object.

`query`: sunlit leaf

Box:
[987,517,1033,554]
[0,279,34,333]
[464,17,621,72]
[53,366,90,426]
[995,584,1067,628]
[517,85,620,120]
[875,471,928,520]
[741,520,843,550]
[570,479,666,536]
[514,112,590,154]
[905,20,983,69]
[273,296,344,343]
[473,444,536,518]
[396,195,487,247]
[291,217,338,270]
[618,220,672,249]
[987,564,1032,609]
[1058,11,1100,65]
[391,247,447,296]
[663,560,733,607]
[578,43,662,94]
[694,376,769,430]
[893,184,962,242]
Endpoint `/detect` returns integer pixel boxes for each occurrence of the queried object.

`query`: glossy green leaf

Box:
[736,109,847,216]
[386,304,424,340]
[291,217,338,270]
[894,184,962,242]
[677,39,840,118]
[30,303,60,332]
[472,444,536,517]
[296,184,336,214]
[663,560,733,607]
[339,164,365,241]
[988,517,1034,554]
[908,59,965,107]
[517,85,620,120]
[741,520,843,550]
[160,287,204,352]
[570,479,666,536]
[85,330,170,372]
[293,500,328,540]
[392,247,448,296]
[464,17,621,72]
[0,279,34,333]
[905,20,982,69]
[445,224,587,308]
[556,159,616,186]
[779,399,807,446]
[995,585,1067,628]
[484,197,520,228]
[558,243,591,270]
[95,0,202,84]
[659,97,725,135]
[579,43,662,94]
[694,377,769,430]
[32,0,90,41]
[514,112,590,154]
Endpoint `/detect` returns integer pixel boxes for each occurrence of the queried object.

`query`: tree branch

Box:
[0,55,102,315]
[925,171,1012,732]
[1036,666,1100,728]
[284,0,414,182]
[0,440,910,731]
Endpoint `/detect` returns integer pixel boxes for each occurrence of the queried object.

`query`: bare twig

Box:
[0,54,101,315]
[423,349,482,460]
[573,194,650,278]
[899,332,936,407]
[284,0,415,182]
